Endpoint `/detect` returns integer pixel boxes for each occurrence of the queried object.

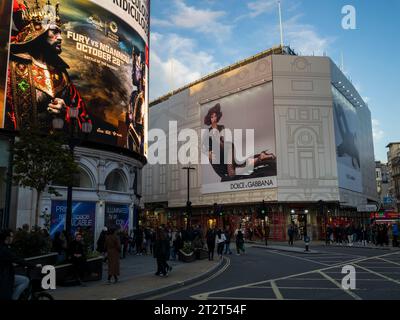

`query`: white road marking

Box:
[352,263,400,286]
[376,257,400,267]
[271,281,284,300]
[318,271,362,300]
[192,251,400,300]
[147,257,231,300]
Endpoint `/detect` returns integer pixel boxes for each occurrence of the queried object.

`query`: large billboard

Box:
[332,86,363,193]
[50,200,96,238]
[105,203,129,231]
[0,0,12,126]
[201,81,277,194]
[1,0,149,157]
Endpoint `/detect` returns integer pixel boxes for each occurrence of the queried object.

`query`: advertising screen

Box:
[105,203,129,231]
[201,81,277,194]
[50,200,96,238]
[332,86,363,193]
[1,0,149,157]
[0,0,12,126]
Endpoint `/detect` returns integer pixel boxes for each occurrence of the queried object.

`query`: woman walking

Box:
[216,229,226,259]
[105,228,121,284]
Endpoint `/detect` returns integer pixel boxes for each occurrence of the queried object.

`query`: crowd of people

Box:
[325,223,399,247]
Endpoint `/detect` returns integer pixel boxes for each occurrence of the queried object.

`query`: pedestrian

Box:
[361,226,367,246]
[134,227,143,255]
[264,224,270,246]
[68,232,86,285]
[224,227,232,254]
[172,232,183,260]
[153,228,171,276]
[392,223,399,247]
[235,230,245,255]
[216,229,226,259]
[206,228,215,261]
[96,227,107,260]
[52,231,67,263]
[104,228,121,284]
[288,224,294,246]
[0,229,35,300]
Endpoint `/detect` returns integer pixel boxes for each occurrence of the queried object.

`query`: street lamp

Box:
[53,108,92,241]
[304,209,310,251]
[182,166,195,230]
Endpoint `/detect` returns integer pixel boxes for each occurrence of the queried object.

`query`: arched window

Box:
[105,170,127,192]
[53,167,94,189]
[73,168,93,189]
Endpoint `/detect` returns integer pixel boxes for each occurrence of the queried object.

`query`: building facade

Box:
[0,0,150,244]
[386,143,400,212]
[375,161,390,208]
[143,47,378,241]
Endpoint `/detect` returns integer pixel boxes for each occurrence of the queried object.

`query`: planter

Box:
[24,252,58,266]
[178,250,196,263]
[56,256,103,286]
[194,248,208,260]
[14,252,59,276]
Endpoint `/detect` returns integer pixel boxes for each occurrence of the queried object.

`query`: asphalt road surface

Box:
[144,244,400,300]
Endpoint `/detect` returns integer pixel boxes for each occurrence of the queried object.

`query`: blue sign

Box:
[105,203,129,231]
[50,201,96,238]
[384,196,394,204]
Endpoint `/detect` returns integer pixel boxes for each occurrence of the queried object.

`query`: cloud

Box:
[153,0,231,41]
[284,15,333,55]
[149,32,219,100]
[247,0,277,17]
[372,119,384,142]
[235,0,276,22]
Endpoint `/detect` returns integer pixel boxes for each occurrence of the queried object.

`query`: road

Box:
[144,244,400,300]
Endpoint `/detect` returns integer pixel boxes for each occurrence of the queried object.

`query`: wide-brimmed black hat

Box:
[204,103,222,126]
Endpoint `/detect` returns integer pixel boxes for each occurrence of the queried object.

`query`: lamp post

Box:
[182,166,195,230]
[52,108,92,240]
[304,209,310,251]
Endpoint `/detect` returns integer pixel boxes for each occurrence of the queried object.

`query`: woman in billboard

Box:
[203,103,276,181]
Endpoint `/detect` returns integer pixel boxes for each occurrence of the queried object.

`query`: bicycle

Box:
[18,265,54,301]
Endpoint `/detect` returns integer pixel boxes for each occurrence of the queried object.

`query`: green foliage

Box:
[181,241,194,254]
[12,127,79,194]
[12,229,52,258]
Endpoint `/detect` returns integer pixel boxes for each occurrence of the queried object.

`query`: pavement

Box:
[52,253,223,300]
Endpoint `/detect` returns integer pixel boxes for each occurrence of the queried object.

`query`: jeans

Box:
[217,243,224,256]
[12,275,30,300]
[171,249,177,261]
[224,242,232,254]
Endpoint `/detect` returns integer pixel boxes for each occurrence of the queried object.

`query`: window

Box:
[105,170,127,192]
[73,168,93,188]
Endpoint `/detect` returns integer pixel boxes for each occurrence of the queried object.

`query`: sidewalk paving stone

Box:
[52,253,221,300]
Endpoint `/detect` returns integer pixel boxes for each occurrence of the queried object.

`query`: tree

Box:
[12,127,79,227]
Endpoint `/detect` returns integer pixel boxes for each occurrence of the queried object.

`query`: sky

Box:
[149,0,400,163]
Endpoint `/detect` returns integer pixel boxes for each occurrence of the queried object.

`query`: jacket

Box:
[0,244,32,300]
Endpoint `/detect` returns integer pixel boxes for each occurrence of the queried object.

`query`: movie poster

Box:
[0,0,12,127]
[2,0,149,157]
[105,203,129,231]
[201,82,277,194]
[50,200,96,238]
